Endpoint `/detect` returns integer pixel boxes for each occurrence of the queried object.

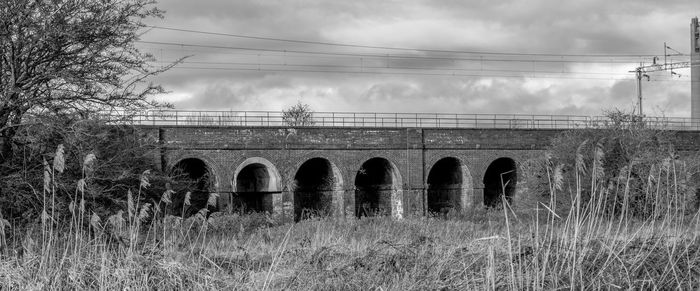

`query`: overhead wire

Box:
[137,27,693,82]
[146,25,664,58]
[138,40,655,64]
[159,66,637,81]
[151,60,634,76]
[139,44,654,65]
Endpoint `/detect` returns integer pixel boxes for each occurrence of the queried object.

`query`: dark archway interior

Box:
[293,158,337,221]
[483,157,517,208]
[170,158,212,216]
[235,163,275,213]
[355,158,396,217]
[427,157,463,214]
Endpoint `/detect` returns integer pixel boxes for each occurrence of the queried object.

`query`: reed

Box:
[0,144,698,290]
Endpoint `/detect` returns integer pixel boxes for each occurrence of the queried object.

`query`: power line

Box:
[147,25,662,58]
[141,45,653,64]
[138,40,660,64]
[163,65,639,80]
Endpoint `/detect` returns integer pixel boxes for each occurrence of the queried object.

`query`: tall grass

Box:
[0,145,699,290]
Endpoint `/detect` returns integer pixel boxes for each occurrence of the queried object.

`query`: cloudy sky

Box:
[139,0,699,117]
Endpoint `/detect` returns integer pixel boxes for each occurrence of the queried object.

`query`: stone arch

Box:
[292,157,344,221]
[483,157,518,208]
[426,157,473,214]
[167,153,221,189]
[354,157,403,219]
[169,157,216,216]
[232,157,282,213]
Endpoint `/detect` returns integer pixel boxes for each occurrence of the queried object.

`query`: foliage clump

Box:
[529,109,700,217]
[0,0,175,165]
[282,102,315,127]
[0,119,169,225]
[0,0,178,224]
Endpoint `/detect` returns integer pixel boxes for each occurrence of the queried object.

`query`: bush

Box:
[282,102,315,127]
[0,116,169,225]
[529,109,700,218]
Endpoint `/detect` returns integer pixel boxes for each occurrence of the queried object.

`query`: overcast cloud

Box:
[141,0,699,117]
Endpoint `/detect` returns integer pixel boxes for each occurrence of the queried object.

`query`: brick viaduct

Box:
[138,126,700,221]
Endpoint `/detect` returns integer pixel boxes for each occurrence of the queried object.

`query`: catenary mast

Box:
[691,17,700,120]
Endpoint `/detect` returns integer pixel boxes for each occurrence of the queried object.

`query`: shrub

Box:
[529,109,700,218]
[0,117,169,225]
[282,102,315,127]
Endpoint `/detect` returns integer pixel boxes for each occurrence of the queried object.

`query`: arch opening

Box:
[427,157,464,214]
[170,158,214,216]
[355,157,402,218]
[483,157,517,208]
[293,158,342,221]
[234,162,279,213]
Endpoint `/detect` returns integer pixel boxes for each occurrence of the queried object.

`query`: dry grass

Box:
[1,148,700,290]
[1,207,698,290]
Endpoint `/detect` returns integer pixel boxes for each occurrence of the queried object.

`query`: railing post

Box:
[244,111,247,126]
[550,115,554,129]
[267,112,270,126]
[175,111,178,126]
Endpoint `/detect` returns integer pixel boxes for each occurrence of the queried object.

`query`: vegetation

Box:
[282,102,315,127]
[0,0,173,165]
[1,134,699,289]
[526,109,700,217]
[0,119,173,226]
[0,0,179,225]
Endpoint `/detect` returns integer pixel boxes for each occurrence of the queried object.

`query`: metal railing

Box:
[95,110,700,130]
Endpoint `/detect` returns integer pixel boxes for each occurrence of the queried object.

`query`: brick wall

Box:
[146,126,700,220]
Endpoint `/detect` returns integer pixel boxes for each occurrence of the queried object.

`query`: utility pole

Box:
[629,44,693,117]
[630,18,700,118]
[692,17,700,121]
[633,65,645,116]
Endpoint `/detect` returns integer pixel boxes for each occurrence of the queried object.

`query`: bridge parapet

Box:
[100,110,700,130]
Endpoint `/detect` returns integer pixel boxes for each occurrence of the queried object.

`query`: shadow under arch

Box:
[292,157,344,221]
[232,157,282,213]
[483,157,517,208]
[354,157,403,219]
[169,157,216,216]
[427,157,473,215]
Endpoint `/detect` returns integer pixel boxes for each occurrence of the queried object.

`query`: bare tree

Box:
[282,102,315,127]
[0,0,175,165]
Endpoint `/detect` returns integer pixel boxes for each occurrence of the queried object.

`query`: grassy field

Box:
[2,141,700,290]
[1,201,699,290]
